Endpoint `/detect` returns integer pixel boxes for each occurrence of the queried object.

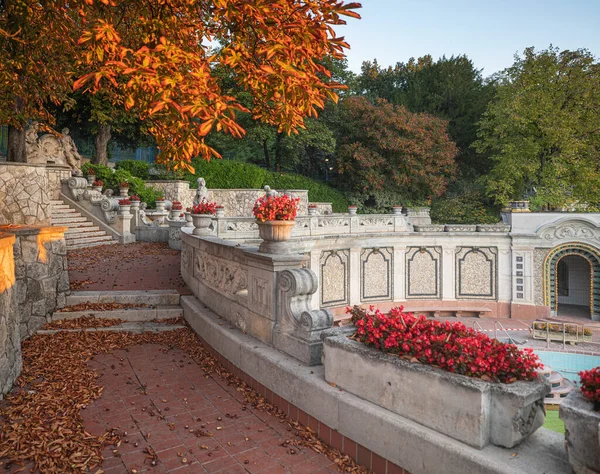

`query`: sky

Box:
[337,0,600,77]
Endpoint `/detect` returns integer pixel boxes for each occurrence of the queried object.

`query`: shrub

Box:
[82,163,112,184]
[580,367,600,407]
[116,160,149,180]
[253,195,299,222]
[430,191,499,224]
[348,306,541,383]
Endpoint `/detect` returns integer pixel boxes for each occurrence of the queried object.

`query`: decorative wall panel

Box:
[406,247,441,299]
[455,247,497,300]
[361,248,393,302]
[320,250,350,307]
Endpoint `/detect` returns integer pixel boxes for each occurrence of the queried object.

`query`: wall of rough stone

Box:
[10,226,69,338]
[46,166,72,200]
[0,163,51,225]
[0,233,20,398]
[146,180,309,217]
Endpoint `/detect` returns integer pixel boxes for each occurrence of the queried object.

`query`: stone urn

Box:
[509,200,530,212]
[393,205,403,215]
[155,200,166,212]
[191,213,213,236]
[308,205,318,216]
[86,174,96,186]
[130,200,141,212]
[560,390,600,473]
[119,186,129,198]
[257,220,295,254]
[215,206,225,218]
[118,204,131,216]
[348,205,358,216]
[183,211,194,228]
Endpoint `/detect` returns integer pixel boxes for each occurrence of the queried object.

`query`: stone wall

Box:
[46,165,72,200]
[0,163,51,225]
[146,180,309,217]
[0,233,20,398]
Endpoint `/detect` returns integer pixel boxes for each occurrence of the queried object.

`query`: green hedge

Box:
[115,160,149,180]
[186,159,348,212]
[430,192,500,224]
[81,162,163,208]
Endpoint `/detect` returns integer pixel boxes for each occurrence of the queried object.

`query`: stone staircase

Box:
[50,199,117,250]
[41,290,186,335]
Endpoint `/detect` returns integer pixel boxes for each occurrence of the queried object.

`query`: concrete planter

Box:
[191,213,213,236]
[322,330,549,449]
[257,220,295,254]
[183,211,194,228]
[560,390,600,473]
[119,187,129,198]
[118,205,131,216]
[155,201,166,212]
[86,174,95,186]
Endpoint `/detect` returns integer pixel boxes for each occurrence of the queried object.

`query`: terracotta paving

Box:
[68,242,191,294]
[83,344,339,474]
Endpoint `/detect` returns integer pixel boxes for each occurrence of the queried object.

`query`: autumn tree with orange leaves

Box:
[0,0,361,169]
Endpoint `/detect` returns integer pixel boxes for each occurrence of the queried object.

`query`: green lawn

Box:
[544,407,565,434]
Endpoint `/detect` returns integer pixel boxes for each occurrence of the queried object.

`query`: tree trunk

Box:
[7,96,26,162]
[94,123,111,165]
[274,132,283,172]
[262,139,271,170]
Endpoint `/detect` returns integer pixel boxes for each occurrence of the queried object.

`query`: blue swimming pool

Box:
[535,350,600,384]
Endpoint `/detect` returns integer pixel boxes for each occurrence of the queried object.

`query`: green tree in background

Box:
[334,96,458,211]
[475,46,600,209]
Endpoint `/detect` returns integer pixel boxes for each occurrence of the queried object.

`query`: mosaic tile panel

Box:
[360,247,393,302]
[320,249,350,307]
[406,247,441,299]
[455,247,497,300]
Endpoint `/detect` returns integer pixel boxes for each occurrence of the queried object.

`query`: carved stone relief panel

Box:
[361,247,393,302]
[193,250,248,296]
[320,249,350,307]
[249,274,273,315]
[455,247,497,300]
[406,247,441,299]
[540,222,600,243]
[533,248,549,306]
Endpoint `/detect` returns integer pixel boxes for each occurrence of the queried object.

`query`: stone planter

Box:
[130,201,141,211]
[215,206,225,218]
[392,206,403,215]
[322,330,549,449]
[119,187,129,198]
[155,201,166,212]
[560,390,600,473]
[169,209,182,220]
[86,174,95,186]
[510,200,530,212]
[347,206,358,215]
[191,213,213,236]
[257,220,295,254]
[183,211,194,228]
[308,206,318,216]
[168,219,186,250]
[118,205,131,216]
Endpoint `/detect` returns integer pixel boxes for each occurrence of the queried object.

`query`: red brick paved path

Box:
[83,344,339,473]
[68,243,191,294]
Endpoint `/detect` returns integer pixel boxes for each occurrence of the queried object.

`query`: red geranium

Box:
[253,194,299,222]
[172,201,183,210]
[191,198,217,215]
[129,195,140,201]
[348,306,542,384]
[118,199,131,205]
[92,179,103,187]
[119,181,129,188]
[580,367,600,408]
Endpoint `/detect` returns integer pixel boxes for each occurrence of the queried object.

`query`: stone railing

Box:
[180,229,331,365]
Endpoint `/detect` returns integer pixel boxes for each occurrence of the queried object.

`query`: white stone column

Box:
[393,245,406,301]
[349,247,361,305]
[442,247,456,300]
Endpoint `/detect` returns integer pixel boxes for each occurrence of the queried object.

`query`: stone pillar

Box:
[130,201,141,231]
[393,245,406,301]
[115,209,135,244]
[442,247,456,301]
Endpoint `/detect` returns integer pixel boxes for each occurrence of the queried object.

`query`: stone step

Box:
[68,240,118,250]
[67,290,181,306]
[51,207,77,214]
[66,235,114,246]
[51,204,71,210]
[51,305,183,322]
[51,216,88,224]
[65,225,101,234]
[65,230,108,240]
[60,221,95,229]
[52,212,83,219]
[50,200,67,205]
[37,322,186,335]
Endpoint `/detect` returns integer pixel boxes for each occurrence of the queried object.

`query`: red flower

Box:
[118,199,131,205]
[253,194,299,222]
[92,179,103,187]
[191,198,217,215]
[348,306,542,384]
[580,367,600,406]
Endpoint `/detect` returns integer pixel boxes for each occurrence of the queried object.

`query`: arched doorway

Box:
[543,243,600,320]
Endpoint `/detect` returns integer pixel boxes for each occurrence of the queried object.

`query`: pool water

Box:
[534,350,600,384]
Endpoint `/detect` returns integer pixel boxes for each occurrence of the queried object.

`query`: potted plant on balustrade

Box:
[86,172,96,186]
[170,201,183,220]
[190,198,217,235]
[253,193,299,254]
[560,367,600,473]
[119,181,129,197]
[92,179,103,193]
[155,197,166,212]
[129,194,141,211]
[321,306,550,450]
[118,198,131,215]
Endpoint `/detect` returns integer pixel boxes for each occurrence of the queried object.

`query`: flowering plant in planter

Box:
[348,305,541,383]
[172,201,183,211]
[191,198,217,215]
[253,194,299,222]
[129,195,140,201]
[580,367,600,409]
[308,203,318,208]
[119,181,129,188]
[92,179,103,187]
[156,197,165,201]
[118,199,131,205]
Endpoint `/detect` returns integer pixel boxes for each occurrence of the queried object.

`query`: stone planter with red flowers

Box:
[253,193,299,254]
[155,197,166,212]
[170,201,183,220]
[560,368,600,473]
[119,181,129,198]
[322,306,549,450]
[129,195,141,211]
[190,199,216,236]
[92,179,103,193]
[118,198,131,216]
